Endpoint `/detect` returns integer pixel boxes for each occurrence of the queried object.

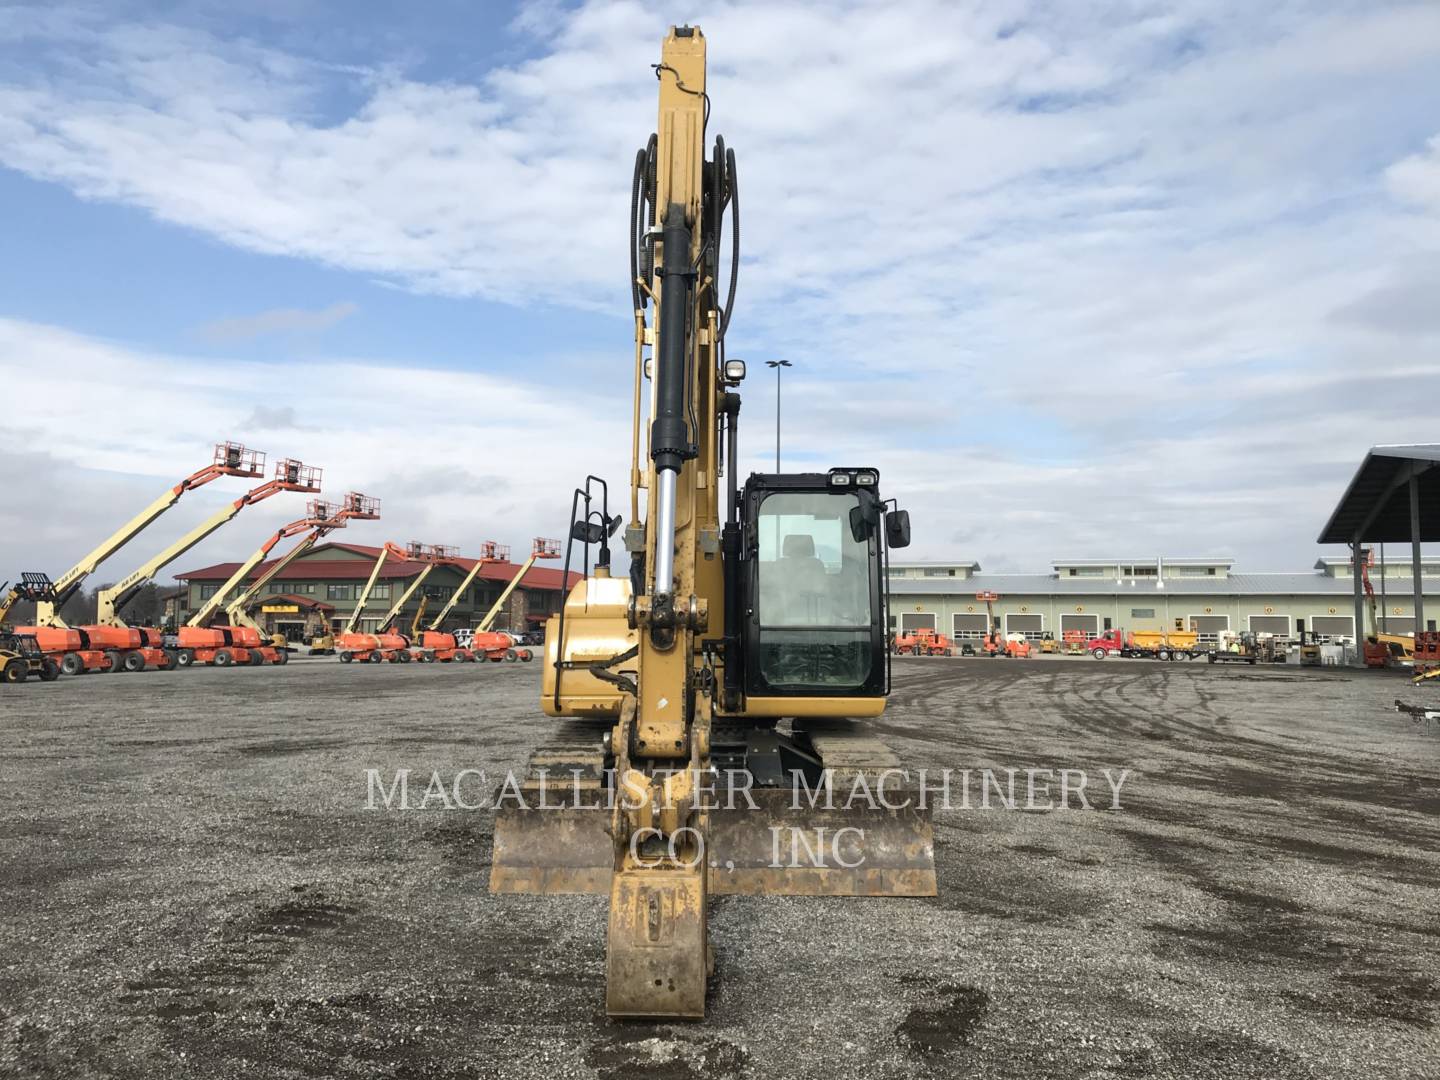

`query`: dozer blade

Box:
[491,804,613,894]
[706,724,936,896]
[490,732,612,895]
[490,727,936,899]
[706,786,936,897]
[490,793,936,897]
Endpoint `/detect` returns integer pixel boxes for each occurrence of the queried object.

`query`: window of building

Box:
[1067,567,1103,577]
[199,584,219,600]
[1129,566,1158,577]
[922,568,953,578]
[326,584,351,601]
[1131,608,1155,618]
[425,586,454,601]
[371,583,391,601]
[268,583,287,594]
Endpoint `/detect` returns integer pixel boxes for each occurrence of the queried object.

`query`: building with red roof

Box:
[172,541,580,641]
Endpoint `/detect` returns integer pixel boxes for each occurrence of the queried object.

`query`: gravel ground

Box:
[1,654,1437,1079]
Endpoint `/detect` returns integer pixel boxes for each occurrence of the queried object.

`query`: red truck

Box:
[1086,628,1201,662]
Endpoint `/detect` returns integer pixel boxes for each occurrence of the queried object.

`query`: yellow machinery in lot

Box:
[1,632,61,684]
[0,574,56,633]
[3,577,65,681]
[491,26,931,1020]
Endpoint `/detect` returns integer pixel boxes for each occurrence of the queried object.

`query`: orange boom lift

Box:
[20,442,266,675]
[335,543,451,663]
[85,459,323,672]
[463,537,562,663]
[180,493,380,667]
[415,540,509,662]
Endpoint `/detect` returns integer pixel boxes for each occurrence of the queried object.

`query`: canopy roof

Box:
[1317,445,1440,545]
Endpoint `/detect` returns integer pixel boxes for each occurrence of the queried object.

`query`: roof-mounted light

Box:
[723,359,746,384]
[830,472,852,486]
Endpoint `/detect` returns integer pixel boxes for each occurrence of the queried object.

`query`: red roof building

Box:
[173,541,581,635]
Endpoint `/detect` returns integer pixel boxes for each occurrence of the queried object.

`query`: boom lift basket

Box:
[275,460,322,489]
[216,442,265,476]
[480,541,512,563]
[343,493,382,519]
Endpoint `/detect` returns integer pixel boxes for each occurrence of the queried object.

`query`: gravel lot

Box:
[1,655,1437,1079]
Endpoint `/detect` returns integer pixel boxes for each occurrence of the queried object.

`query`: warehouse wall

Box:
[887,591,1434,642]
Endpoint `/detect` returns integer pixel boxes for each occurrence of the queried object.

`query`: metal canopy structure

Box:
[1317,444,1440,649]
[1318,445,1440,545]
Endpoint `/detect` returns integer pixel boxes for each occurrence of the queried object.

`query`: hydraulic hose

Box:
[721,146,739,339]
[630,146,646,312]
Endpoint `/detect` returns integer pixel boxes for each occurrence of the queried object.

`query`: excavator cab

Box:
[736,470,902,699]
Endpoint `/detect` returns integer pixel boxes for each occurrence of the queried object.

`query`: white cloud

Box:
[198,301,358,342]
[1,2,1439,569]
[1387,135,1440,214]
[0,317,631,581]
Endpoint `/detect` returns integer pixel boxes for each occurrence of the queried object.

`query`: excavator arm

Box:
[94,461,322,626]
[35,442,265,626]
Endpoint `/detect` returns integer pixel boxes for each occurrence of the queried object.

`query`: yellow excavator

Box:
[491,26,930,1020]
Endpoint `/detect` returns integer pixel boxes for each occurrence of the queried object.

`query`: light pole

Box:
[765,360,792,471]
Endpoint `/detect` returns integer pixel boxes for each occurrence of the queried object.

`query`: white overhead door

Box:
[1060,614,1099,639]
[1189,614,1230,643]
[1005,613,1044,640]
[1312,615,1354,641]
[901,612,935,632]
[1248,615,1290,637]
[1378,615,1415,635]
[952,613,987,640]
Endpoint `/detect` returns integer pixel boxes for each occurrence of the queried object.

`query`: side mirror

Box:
[884,509,911,549]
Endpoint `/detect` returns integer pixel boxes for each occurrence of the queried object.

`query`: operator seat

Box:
[778,534,828,623]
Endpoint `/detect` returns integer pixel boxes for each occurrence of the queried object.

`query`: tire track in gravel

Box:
[116,884,360,1025]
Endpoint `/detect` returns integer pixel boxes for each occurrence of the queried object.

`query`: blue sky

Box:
[2,0,1439,583]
